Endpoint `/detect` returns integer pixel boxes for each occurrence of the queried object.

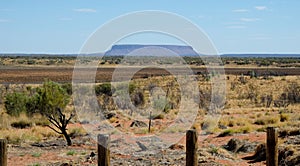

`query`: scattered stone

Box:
[223,138,243,153]
[86,152,96,162]
[79,120,89,124]
[97,123,115,131]
[223,138,257,153]
[105,112,116,119]
[243,143,266,162]
[31,140,66,147]
[169,144,184,150]
[218,124,227,129]
[285,135,300,145]
[130,120,147,127]
[136,141,148,151]
[237,142,257,153]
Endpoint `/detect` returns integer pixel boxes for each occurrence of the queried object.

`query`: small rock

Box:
[130,120,147,127]
[136,141,148,151]
[169,144,184,150]
[223,138,243,153]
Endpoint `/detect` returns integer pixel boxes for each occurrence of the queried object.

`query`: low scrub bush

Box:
[218,129,235,137]
[254,116,279,125]
[5,92,28,116]
[69,127,87,138]
[11,120,32,129]
[235,126,252,134]
[95,83,114,96]
[280,82,300,104]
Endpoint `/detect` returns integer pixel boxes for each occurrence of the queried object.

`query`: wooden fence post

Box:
[266,127,278,166]
[148,111,152,133]
[0,139,7,166]
[98,134,110,166]
[186,130,198,166]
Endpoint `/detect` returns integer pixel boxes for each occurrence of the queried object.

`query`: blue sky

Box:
[0,0,300,54]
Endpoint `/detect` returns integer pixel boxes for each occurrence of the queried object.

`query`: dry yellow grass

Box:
[0,74,299,145]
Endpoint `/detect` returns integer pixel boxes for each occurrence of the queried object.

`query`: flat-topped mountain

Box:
[104,44,199,56]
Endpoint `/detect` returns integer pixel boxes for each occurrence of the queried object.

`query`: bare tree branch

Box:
[47,125,63,134]
[47,115,62,129]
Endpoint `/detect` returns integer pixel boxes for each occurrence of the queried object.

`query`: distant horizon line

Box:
[1,52,300,56]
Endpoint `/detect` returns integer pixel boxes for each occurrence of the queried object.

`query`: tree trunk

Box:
[62,130,72,146]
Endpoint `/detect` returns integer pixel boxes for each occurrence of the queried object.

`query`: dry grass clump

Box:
[254,115,279,125]
[218,129,235,137]
[278,126,300,137]
[4,126,59,144]
[280,113,290,122]
[3,113,50,129]
[69,127,87,138]
[218,116,236,127]
[201,116,220,134]
[0,113,59,144]
[218,124,252,137]
[235,125,252,134]
[0,112,10,129]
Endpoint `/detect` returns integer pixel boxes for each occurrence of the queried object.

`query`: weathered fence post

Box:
[148,111,152,133]
[266,127,278,166]
[0,139,7,166]
[98,134,110,166]
[186,130,198,166]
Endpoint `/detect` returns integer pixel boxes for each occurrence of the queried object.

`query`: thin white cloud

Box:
[226,25,246,29]
[255,6,267,11]
[240,18,261,22]
[0,19,9,23]
[232,9,249,13]
[73,8,97,13]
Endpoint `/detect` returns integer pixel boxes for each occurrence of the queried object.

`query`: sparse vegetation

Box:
[66,150,76,156]
[0,55,300,165]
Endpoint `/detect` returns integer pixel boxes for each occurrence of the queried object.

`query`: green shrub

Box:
[128,83,136,94]
[4,92,28,116]
[95,83,114,96]
[61,83,72,95]
[208,146,219,155]
[27,59,36,65]
[29,163,41,166]
[31,152,41,157]
[66,150,76,156]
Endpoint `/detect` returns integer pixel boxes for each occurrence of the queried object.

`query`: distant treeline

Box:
[1,53,300,58]
[0,54,299,67]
